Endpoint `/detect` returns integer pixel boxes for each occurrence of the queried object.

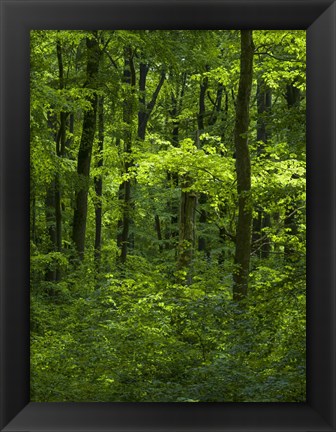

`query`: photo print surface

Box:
[30,30,306,402]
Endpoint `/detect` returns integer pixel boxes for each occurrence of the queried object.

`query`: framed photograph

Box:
[1,0,335,431]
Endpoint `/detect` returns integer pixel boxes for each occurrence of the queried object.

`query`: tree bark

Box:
[169,93,180,241]
[252,79,272,259]
[54,85,67,279]
[55,39,66,272]
[284,82,301,261]
[138,63,150,140]
[197,72,209,256]
[45,180,57,282]
[177,176,197,280]
[198,192,208,254]
[218,226,226,267]
[117,46,136,265]
[137,63,166,252]
[138,64,165,141]
[72,33,100,258]
[197,72,208,131]
[284,202,299,260]
[44,38,67,281]
[94,96,104,266]
[155,214,164,253]
[177,78,198,278]
[209,83,224,126]
[232,30,254,301]
[167,73,187,246]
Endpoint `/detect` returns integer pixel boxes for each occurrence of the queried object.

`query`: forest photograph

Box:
[30,29,306,402]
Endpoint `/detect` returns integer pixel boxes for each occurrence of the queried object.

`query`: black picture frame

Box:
[1,0,335,431]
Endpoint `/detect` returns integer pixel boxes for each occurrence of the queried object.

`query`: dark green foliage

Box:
[30,30,306,402]
[31,255,305,401]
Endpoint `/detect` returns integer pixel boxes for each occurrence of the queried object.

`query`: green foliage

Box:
[31,256,305,401]
[30,30,306,402]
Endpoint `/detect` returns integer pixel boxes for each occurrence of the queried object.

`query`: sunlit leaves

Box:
[30,29,306,403]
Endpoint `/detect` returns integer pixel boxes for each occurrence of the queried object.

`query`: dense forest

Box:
[30,30,306,402]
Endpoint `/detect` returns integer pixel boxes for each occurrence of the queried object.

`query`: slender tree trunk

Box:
[197,72,208,131]
[219,85,229,142]
[177,176,197,280]
[285,83,301,109]
[284,83,301,261]
[216,85,229,261]
[138,63,150,141]
[261,213,271,258]
[54,106,67,280]
[284,202,299,260]
[66,113,74,152]
[167,73,187,247]
[176,72,197,274]
[44,39,66,281]
[198,193,208,254]
[44,112,58,282]
[232,30,254,301]
[252,210,262,258]
[45,181,56,282]
[94,96,104,266]
[209,83,224,126]
[55,39,66,276]
[138,64,165,141]
[155,215,163,253]
[253,80,272,259]
[171,95,180,148]
[168,93,180,244]
[72,33,100,258]
[117,47,136,265]
[218,226,226,267]
[137,63,166,253]
[197,71,209,256]
[54,174,62,281]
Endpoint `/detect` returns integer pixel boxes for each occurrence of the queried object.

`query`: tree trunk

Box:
[218,226,226,267]
[54,173,62,281]
[177,175,197,280]
[167,73,187,247]
[138,63,150,141]
[137,63,166,252]
[72,33,100,258]
[44,39,67,281]
[155,215,163,253]
[261,213,271,258]
[66,113,74,153]
[54,91,67,280]
[253,80,272,259]
[168,93,180,244]
[94,96,104,266]
[232,30,254,301]
[197,72,208,131]
[197,71,209,256]
[45,180,56,282]
[138,64,165,141]
[284,202,299,260]
[177,74,198,276]
[45,112,58,282]
[198,192,208,254]
[209,83,224,126]
[284,83,301,261]
[55,39,66,273]
[117,47,136,265]
[252,210,262,258]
